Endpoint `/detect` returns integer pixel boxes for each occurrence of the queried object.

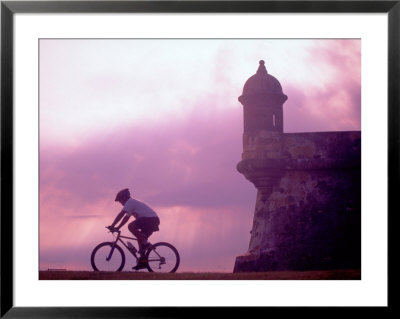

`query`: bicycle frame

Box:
[108,230,141,261]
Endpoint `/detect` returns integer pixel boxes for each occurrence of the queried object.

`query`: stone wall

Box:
[234,131,361,272]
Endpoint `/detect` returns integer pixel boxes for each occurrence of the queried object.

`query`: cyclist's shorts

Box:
[132,217,160,237]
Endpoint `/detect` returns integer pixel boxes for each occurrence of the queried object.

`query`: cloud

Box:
[64,215,103,219]
[40,99,254,213]
[283,39,361,133]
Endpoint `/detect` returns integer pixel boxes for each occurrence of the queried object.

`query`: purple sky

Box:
[39,39,361,272]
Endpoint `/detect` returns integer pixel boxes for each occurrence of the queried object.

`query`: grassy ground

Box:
[39,269,360,280]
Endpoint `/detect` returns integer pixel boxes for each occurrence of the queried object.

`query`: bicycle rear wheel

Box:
[145,242,180,273]
[91,242,125,271]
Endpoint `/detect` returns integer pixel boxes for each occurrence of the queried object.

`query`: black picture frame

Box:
[1,1,397,317]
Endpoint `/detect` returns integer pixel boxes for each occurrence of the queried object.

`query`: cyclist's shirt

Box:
[123,198,158,219]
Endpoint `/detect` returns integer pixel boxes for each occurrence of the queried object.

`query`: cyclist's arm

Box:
[109,210,127,228]
[116,214,131,229]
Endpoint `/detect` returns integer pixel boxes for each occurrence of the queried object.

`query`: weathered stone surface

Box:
[234,168,361,272]
[234,61,361,272]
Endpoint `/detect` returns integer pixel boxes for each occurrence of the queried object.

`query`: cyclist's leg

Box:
[139,217,160,240]
[128,220,145,241]
[140,218,160,255]
[128,220,147,248]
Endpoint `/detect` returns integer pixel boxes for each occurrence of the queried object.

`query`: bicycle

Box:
[90,227,180,273]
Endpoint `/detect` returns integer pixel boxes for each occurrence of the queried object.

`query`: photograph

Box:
[38,38,361,280]
[1,0,395,314]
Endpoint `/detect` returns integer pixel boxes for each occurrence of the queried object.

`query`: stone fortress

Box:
[234,61,361,272]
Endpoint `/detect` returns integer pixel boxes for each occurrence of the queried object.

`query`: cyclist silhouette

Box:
[107,188,160,270]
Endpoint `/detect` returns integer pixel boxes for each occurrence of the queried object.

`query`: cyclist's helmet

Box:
[115,188,130,202]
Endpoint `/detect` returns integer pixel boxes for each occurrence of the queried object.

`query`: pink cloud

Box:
[40,101,251,210]
[283,39,361,133]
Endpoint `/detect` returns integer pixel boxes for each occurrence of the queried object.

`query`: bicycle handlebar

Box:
[106,226,120,234]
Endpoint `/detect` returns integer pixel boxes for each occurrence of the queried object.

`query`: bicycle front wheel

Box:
[91,242,125,272]
[145,242,180,273]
